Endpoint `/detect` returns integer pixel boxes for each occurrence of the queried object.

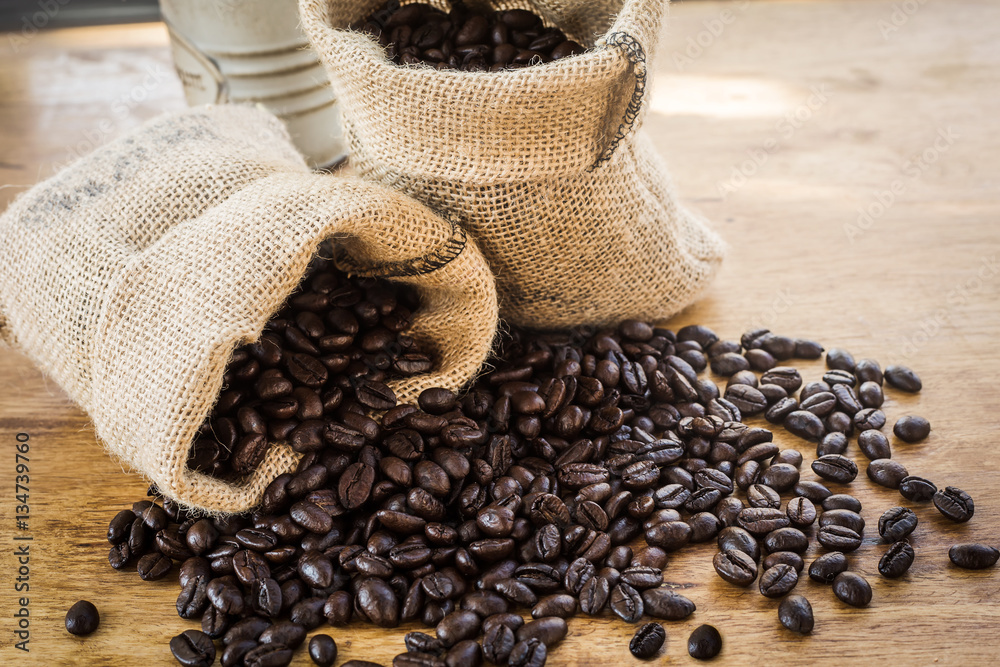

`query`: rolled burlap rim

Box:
[298,0,665,183]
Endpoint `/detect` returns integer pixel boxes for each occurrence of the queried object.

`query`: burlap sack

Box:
[0,105,498,513]
[299,0,725,329]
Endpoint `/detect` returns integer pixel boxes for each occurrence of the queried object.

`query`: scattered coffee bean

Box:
[170,629,217,667]
[893,415,931,443]
[878,507,918,542]
[832,571,872,607]
[778,594,814,634]
[879,540,915,578]
[809,552,848,584]
[949,543,999,570]
[65,600,100,636]
[884,365,922,392]
[688,624,723,660]
[630,622,666,659]
[934,486,975,522]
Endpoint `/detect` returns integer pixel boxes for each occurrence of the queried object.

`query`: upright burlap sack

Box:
[0,105,498,513]
[299,0,725,329]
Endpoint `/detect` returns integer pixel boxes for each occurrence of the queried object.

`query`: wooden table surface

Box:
[1,1,998,665]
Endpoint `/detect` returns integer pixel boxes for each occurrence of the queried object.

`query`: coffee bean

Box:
[65,600,100,636]
[778,594,813,634]
[878,507,918,542]
[867,459,909,489]
[884,364,922,392]
[759,564,798,597]
[688,624,722,660]
[817,432,848,457]
[933,486,975,522]
[858,430,891,461]
[763,551,803,572]
[785,497,817,527]
[811,455,858,484]
[817,525,863,552]
[854,408,886,432]
[879,540,915,578]
[356,577,400,627]
[808,551,848,583]
[630,622,666,659]
[893,415,930,442]
[436,609,481,646]
[260,621,306,649]
[508,638,546,667]
[949,543,999,569]
[899,476,937,502]
[642,587,696,620]
[713,549,758,586]
[137,552,172,581]
[764,527,809,554]
[244,643,294,667]
[794,480,832,503]
[822,493,862,513]
[177,575,210,619]
[826,348,856,372]
[170,629,217,667]
[483,623,516,664]
[819,509,865,535]
[784,410,825,442]
[609,583,644,622]
[737,507,789,535]
[724,384,767,416]
[833,571,872,607]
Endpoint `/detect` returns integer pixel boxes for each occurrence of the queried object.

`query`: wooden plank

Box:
[1,1,998,664]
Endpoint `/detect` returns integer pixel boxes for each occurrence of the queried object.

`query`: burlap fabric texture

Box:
[299,0,725,329]
[0,105,498,513]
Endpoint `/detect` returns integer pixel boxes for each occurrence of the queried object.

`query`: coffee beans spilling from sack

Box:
[103,304,995,664]
[353,2,585,71]
[187,250,433,481]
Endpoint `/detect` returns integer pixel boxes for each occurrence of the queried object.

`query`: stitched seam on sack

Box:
[591,32,646,171]
[334,220,467,277]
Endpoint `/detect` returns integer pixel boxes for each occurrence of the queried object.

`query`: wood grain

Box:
[1,2,999,665]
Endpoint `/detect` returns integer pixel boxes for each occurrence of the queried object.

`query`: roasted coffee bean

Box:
[244,643,294,667]
[778,594,814,634]
[800,391,837,417]
[517,616,568,646]
[137,552,172,581]
[764,527,809,554]
[858,430,891,460]
[785,497,817,527]
[933,486,975,522]
[854,408,886,432]
[759,563,798,597]
[822,494,862,513]
[483,623,516,664]
[759,464,799,492]
[794,480,832,503]
[765,397,798,424]
[826,348,856,372]
[878,507,918,542]
[747,484,781,509]
[893,415,930,443]
[884,364,921,392]
[867,459,909,489]
[738,507,790,535]
[532,593,577,619]
[833,571,872,607]
[609,583,643,623]
[784,410,825,442]
[259,621,306,649]
[762,551,803,573]
[170,629,217,667]
[65,600,100,636]
[817,525,862,552]
[436,609,482,646]
[817,432,848,457]
[508,638,546,667]
[858,381,884,408]
[724,384,767,416]
[641,588,695,620]
[630,622,666,659]
[713,549,758,586]
[356,577,400,627]
[879,540,915,578]
[949,543,999,570]
[307,634,337,667]
[688,624,722,660]
[177,575,210,619]
[811,455,858,484]
[808,551,848,583]
[717,526,760,561]
[645,520,691,551]
[107,509,136,545]
[445,640,482,667]
[819,509,865,535]
[578,575,611,615]
[899,476,937,502]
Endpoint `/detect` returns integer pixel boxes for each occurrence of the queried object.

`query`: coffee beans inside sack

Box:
[301,0,726,329]
[0,105,498,513]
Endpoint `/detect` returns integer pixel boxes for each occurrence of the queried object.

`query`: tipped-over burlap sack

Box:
[0,105,498,513]
[299,0,725,329]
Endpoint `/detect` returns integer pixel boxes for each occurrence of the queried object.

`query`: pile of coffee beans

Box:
[352,1,585,72]
[184,249,431,481]
[96,253,996,665]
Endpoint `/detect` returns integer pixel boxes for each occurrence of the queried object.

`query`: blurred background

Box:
[0,0,159,31]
